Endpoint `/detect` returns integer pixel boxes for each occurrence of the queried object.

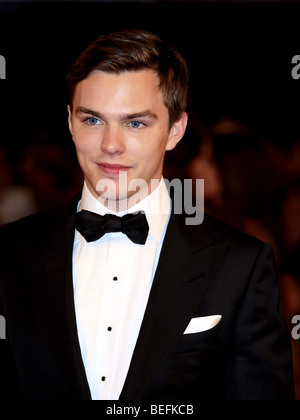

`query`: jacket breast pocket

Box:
[172,317,227,354]
[144,319,229,400]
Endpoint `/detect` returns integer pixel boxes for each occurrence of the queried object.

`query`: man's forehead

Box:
[72,69,166,113]
[78,69,161,94]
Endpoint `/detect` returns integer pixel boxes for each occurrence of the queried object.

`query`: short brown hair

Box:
[67,29,189,128]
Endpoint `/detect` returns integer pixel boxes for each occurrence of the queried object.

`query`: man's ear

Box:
[67,105,74,137]
[165,112,188,151]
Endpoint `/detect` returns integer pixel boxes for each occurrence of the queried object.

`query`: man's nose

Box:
[101,124,126,155]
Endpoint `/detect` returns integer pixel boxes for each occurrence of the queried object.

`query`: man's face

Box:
[68,70,187,209]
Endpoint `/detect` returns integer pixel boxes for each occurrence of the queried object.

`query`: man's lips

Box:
[97,163,132,175]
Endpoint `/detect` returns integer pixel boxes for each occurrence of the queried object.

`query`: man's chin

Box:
[95,193,133,212]
[98,183,152,209]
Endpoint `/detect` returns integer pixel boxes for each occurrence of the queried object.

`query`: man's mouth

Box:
[97,163,132,175]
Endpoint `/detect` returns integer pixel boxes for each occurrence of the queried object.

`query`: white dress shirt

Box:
[72,178,171,400]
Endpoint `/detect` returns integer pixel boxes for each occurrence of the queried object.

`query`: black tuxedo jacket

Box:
[0,194,295,400]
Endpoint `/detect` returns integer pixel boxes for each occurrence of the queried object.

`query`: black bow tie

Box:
[75,210,149,245]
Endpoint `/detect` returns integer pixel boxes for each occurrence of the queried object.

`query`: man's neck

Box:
[86,178,162,214]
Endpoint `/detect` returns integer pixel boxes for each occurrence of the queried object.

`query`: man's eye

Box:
[129,121,145,129]
[85,117,100,126]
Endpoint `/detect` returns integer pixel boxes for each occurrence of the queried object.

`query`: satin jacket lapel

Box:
[27,195,91,400]
[120,212,229,400]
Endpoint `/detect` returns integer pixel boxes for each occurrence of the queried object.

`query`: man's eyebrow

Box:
[75,106,158,121]
[75,106,104,120]
[122,111,159,121]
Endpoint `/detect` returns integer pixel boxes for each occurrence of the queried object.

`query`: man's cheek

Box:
[74,136,97,154]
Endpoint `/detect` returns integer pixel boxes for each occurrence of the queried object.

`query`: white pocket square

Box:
[184,315,222,335]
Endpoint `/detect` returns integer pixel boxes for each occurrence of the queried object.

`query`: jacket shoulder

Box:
[202,214,265,249]
[0,192,81,243]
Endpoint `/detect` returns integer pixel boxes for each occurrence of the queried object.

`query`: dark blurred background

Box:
[1,0,300,397]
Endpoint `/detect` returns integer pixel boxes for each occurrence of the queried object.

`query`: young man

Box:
[0,29,295,400]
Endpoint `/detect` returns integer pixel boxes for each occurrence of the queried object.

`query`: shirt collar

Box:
[79,178,171,243]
